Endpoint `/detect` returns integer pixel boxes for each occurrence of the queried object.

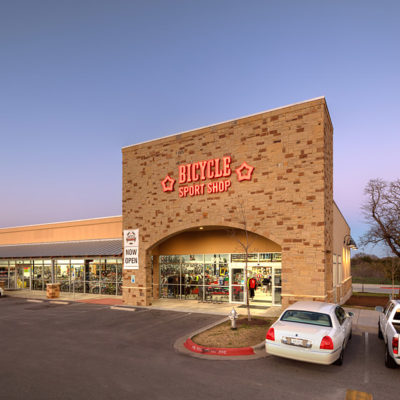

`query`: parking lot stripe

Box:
[364,332,369,384]
[345,389,373,400]
[26,299,43,303]
[110,306,136,311]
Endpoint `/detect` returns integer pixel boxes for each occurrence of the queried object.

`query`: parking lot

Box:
[0,296,398,400]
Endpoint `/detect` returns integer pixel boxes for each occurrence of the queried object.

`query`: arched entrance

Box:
[149,226,282,307]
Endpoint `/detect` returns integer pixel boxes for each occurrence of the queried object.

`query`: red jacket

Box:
[248,278,257,289]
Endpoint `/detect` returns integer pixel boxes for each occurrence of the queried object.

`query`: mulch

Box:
[192,316,274,348]
[345,295,389,307]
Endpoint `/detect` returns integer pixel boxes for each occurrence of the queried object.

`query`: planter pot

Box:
[46,283,61,299]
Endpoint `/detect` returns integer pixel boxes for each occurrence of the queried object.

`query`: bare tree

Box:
[361,179,400,297]
[229,199,254,321]
[382,254,400,298]
[361,179,400,257]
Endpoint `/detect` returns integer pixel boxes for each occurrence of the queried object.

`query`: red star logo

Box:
[235,162,255,182]
[161,175,175,192]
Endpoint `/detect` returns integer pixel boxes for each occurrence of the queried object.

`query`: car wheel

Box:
[378,323,383,340]
[385,345,397,369]
[349,329,352,340]
[334,346,344,366]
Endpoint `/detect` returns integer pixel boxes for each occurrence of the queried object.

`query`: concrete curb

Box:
[183,338,256,356]
[174,317,268,360]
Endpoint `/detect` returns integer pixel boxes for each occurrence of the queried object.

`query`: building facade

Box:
[0,97,353,309]
[121,97,353,308]
[0,217,123,295]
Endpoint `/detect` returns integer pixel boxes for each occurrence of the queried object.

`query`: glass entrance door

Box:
[248,266,273,305]
[272,267,282,305]
[230,266,245,303]
[16,267,25,289]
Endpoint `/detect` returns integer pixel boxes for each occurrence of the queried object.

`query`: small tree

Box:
[382,255,400,298]
[229,199,254,321]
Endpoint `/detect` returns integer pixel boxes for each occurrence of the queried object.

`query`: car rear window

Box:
[280,310,332,327]
[393,311,400,322]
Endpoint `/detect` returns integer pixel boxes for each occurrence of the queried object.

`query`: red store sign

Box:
[161,156,254,198]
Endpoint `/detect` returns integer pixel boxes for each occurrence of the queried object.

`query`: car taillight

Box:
[393,337,399,355]
[320,336,334,350]
[266,327,275,341]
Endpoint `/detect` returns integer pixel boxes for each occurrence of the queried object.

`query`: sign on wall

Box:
[124,229,139,269]
[161,156,255,198]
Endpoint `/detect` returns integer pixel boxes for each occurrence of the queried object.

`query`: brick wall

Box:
[122,98,333,306]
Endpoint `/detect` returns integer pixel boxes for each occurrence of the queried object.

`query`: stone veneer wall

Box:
[122,98,333,307]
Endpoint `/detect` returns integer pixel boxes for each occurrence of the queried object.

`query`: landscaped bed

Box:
[345,292,390,308]
[192,316,275,348]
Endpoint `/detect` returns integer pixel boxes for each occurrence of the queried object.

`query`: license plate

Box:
[290,338,304,346]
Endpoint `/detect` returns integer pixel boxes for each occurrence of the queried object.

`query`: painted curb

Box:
[177,316,268,358]
[184,338,255,356]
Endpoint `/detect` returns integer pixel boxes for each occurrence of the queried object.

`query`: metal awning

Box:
[0,239,122,259]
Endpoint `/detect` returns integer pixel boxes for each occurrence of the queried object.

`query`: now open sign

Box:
[124,229,139,270]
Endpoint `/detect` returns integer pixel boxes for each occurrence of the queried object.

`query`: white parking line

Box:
[26,299,43,303]
[50,301,69,305]
[364,332,369,384]
[110,306,136,312]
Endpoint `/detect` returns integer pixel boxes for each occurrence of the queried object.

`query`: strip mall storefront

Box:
[0,217,123,295]
[0,98,354,309]
[122,97,354,308]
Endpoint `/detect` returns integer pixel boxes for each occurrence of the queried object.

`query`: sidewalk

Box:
[4,289,282,317]
[4,289,378,333]
[4,289,123,304]
[344,306,379,334]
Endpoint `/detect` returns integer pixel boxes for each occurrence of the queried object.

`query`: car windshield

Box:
[281,310,332,327]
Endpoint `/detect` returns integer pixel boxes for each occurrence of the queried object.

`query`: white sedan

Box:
[265,301,353,365]
[0,287,4,297]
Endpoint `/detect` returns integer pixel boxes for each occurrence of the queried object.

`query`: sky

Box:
[1,0,399,256]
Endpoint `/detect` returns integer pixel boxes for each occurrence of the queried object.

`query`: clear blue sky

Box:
[1,0,399,256]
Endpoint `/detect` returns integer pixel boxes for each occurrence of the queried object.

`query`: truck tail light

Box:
[393,337,399,355]
[266,327,275,341]
[320,336,334,350]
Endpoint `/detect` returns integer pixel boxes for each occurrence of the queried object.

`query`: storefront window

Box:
[0,257,122,295]
[101,261,117,295]
[231,253,258,262]
[273,268,282,305]
[160,264,180,299]
[43,260,52,287]
[71,263,85,293]
[230,267,244,302]
[159,252,281,305]
[272,253,282,262]
[32,260,43,290]
[204,257,229,302]
[56,260,70,292]
[0,261,8,288]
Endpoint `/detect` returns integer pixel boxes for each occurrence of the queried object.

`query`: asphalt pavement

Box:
[0,296,397,400]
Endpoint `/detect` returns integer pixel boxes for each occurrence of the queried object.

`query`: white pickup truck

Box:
[376,299,400,368]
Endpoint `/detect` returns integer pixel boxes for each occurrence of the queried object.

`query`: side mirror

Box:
[348,312,354,317]
[375,306,384,313]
